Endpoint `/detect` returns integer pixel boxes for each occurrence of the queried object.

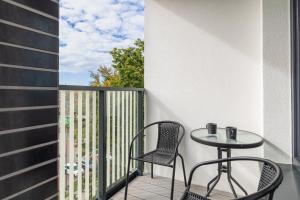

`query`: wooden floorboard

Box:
[110,175,233,200]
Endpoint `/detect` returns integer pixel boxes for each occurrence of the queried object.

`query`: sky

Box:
[59,0,144,85]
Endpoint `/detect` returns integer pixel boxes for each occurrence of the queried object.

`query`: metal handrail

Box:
[59,85,145,92]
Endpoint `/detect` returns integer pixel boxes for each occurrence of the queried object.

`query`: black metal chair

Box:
[125,121,187,200]
[181,157,283,200]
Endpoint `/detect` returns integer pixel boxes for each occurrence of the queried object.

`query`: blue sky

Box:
[59,0,144,85]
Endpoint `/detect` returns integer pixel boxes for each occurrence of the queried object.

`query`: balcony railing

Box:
[58,86,144,200]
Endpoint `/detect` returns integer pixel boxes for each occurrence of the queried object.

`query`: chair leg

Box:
[170,157,177,200]
[151,162,154,178]
[268,191,275,200]
[178,154,187,186]
[124,158,132,200]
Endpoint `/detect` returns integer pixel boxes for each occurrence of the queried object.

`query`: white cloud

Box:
[59,0,144,74]
[94,16,122,32]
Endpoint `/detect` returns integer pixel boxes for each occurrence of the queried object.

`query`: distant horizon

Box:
[59,0,144,86]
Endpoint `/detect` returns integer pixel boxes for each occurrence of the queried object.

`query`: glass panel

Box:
[59,89,143,199]
[106,91,139,189]
[59,90,98,200]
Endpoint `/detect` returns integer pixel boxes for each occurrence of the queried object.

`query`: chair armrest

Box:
[175,125,185,152]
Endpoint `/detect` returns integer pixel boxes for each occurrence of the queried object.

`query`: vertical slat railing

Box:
[77,92,83,200]
[59,92,66,200]
[121,92,125,177]
[106,92,111,187]
[125,91,129,182]
[59,90,98,200]
[92,92,97,197]
[112,92,116,184]
[59,87,144,200]
[105,90,141,189]
[84,92,90,200]
[117,92,121,180]
[69,92,75,200]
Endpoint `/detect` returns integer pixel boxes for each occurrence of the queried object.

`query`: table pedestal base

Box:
[206,148,248,198]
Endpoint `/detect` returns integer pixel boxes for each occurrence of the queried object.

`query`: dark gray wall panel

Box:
[0,23,58,52]
[0,126,58,154]
[0,90,58,108]
[0,108,58,131]
[291,0,300,169]
[0,162,57,199]
[12,178,58,200]
[0,45,58,70]
[0,1,58,35]
[10,0,59,17]
[0,67,58,87]
[0,0,59,199]
[12,179,57,200]
[0,143,57,176]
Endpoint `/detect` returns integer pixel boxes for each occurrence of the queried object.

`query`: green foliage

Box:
[90,65,121,87]
[90,39,144,88]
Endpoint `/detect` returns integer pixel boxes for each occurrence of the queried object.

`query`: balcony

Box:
[57,86,300,200]
[58,85,236,200]
[1,0,300,200]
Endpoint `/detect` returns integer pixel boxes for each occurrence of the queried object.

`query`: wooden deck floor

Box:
[110,175,233,200]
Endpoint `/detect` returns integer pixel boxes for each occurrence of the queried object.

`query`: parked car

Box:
[65,163,84,176]
[82,160,93,171]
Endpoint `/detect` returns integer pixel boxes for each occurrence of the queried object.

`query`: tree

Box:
[90,39,144,88]
[90,65,121,87]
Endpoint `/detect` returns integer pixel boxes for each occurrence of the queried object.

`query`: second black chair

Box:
[124,121,187,200]
[180,157,283,200]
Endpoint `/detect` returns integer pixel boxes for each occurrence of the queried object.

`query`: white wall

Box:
[145,0,263,193]
[263,0,292,164]
[145,0,293,193]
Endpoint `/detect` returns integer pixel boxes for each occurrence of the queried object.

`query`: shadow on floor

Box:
[111,175,233,200]
[111,164,299,200]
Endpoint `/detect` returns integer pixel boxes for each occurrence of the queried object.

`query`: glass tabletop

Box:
[190,128,264,149]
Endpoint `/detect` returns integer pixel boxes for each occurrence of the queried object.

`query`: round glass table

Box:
[190,128,264,198]
[191,128,264,149]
